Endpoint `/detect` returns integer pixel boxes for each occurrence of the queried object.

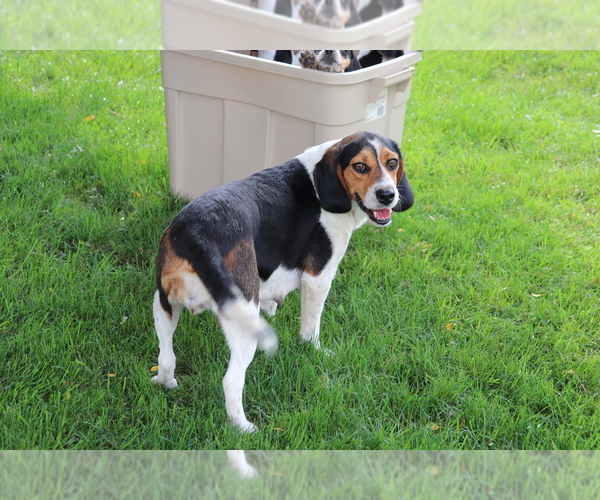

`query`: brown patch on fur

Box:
[302,255,322,277]
[157,230,195,304]
[223,239,259,304]
[340,55,352,72]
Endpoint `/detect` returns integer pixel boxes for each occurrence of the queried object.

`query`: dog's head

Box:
[313,50,361,72]
[312,131,413,226]
[299,50,361,72]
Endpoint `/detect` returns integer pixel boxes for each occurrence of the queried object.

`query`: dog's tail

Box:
[156,229,278,354]
[218,299,278,354]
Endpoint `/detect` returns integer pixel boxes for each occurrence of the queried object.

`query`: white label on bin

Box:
[365,88,387,123]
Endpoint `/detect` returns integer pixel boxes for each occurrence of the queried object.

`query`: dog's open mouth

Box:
[357,199,392,226]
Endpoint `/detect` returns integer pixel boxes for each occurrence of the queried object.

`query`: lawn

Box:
[0,50,599,451]
[0,1,162,49]
[414,0,600,49]
[1,1,598,49]
[3,450,600,498]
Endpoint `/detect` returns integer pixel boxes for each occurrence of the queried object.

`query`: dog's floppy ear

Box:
[348,52,362,72]
[274,50,293,64]
[393,170,414,212]
[313,148,352,213]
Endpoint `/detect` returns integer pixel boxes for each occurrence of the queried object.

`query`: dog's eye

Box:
[352,163,369,174]
[387,159,399,170]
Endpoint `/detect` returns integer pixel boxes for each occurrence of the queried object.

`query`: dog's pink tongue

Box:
[373,208,392,220]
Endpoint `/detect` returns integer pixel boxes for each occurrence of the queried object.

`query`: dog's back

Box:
[157,161,325,308]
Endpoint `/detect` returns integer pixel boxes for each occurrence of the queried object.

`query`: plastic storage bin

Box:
[161,0,422,49]
[162,50,421,199]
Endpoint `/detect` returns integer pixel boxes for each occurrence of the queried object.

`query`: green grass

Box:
[1,50,599,451]
[1,0,598,49]
[2,451,600,498]
[414,0,600,49]
[0,1,161,49]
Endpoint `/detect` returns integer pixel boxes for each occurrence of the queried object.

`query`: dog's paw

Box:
[237,464,258,479]
[227,450,259,479]
[298,1,317,24]
[152,375,178,389]
[241,421,259,434]
[231,418,259,434]
[299,50,317,70]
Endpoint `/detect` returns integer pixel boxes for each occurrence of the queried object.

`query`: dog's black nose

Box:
[376,189,396,206]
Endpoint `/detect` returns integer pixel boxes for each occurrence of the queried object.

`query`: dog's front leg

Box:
[299,274,332,350]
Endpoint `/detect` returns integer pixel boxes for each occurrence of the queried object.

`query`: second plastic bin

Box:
[162,50,421,199]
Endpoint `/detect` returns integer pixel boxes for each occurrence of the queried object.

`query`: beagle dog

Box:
[152,131,414,432]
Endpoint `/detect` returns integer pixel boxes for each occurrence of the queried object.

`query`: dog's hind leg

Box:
[226,450,258,479]
[218,300,272,433]
[152,290,183,389]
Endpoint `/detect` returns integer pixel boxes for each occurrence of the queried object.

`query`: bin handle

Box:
[367,68,414,103]
[369,21,415,49]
